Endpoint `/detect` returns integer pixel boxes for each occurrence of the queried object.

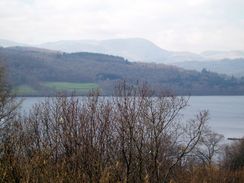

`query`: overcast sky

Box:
[0,0,244,52]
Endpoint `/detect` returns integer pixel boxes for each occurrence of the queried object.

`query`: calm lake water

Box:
[18,96,244,139]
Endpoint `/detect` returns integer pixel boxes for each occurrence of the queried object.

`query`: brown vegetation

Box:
[1,65,244,182]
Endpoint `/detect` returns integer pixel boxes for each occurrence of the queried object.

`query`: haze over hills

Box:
[1,38,244,62]
[0,39,28,47]
[201,50,244,60]
[37,38,204,63]
[37,38,244,77]
[1,46,244,96]
[36,38,244,63]
[175,59,244,78]
[1,38,244,77]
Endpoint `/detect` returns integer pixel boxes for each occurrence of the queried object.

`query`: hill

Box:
[201,50,244,60]
[0,39,28,47]
[38,38,203,63]
[0,46,244,96]
[2,38,244,77]
[174,59,244,78]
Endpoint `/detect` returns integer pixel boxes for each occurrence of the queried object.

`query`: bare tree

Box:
[0,64,19,127]
[194,126,224,166]
[0,81,211,182]
[223,138,244,170]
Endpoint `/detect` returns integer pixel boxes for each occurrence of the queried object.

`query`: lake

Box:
[18,96,244,139]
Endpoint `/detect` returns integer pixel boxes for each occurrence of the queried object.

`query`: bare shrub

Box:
[0,82,211,182]
[223,139,244,171]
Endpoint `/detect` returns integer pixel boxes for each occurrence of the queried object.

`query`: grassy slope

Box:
[42,82,98,91]
[13,85,38,95]
[14,82,99,96]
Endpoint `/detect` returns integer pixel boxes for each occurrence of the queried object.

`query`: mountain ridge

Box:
[1,38,244,77]
[1,38,244,62]
[1,46,244,96]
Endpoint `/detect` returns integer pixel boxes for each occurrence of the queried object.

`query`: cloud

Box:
[0,0,243,52]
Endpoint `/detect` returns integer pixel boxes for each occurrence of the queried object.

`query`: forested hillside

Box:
[1,46,244,96]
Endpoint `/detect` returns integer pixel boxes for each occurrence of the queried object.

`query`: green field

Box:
[42,82,99,92]
[14,82,99,96]
[13,85,38,95]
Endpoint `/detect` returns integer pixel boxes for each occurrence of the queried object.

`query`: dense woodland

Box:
[1,64,244,182]
[1,46,244,96]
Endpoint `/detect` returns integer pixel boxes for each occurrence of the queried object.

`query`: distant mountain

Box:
[2,38,244,64]
[38,38,204,63]
[45,38,244,78]
[1,46,244,96]
[0,39,27,47]
[2,38,244,79]
[174,59,244,78]
[201,50,244,60]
